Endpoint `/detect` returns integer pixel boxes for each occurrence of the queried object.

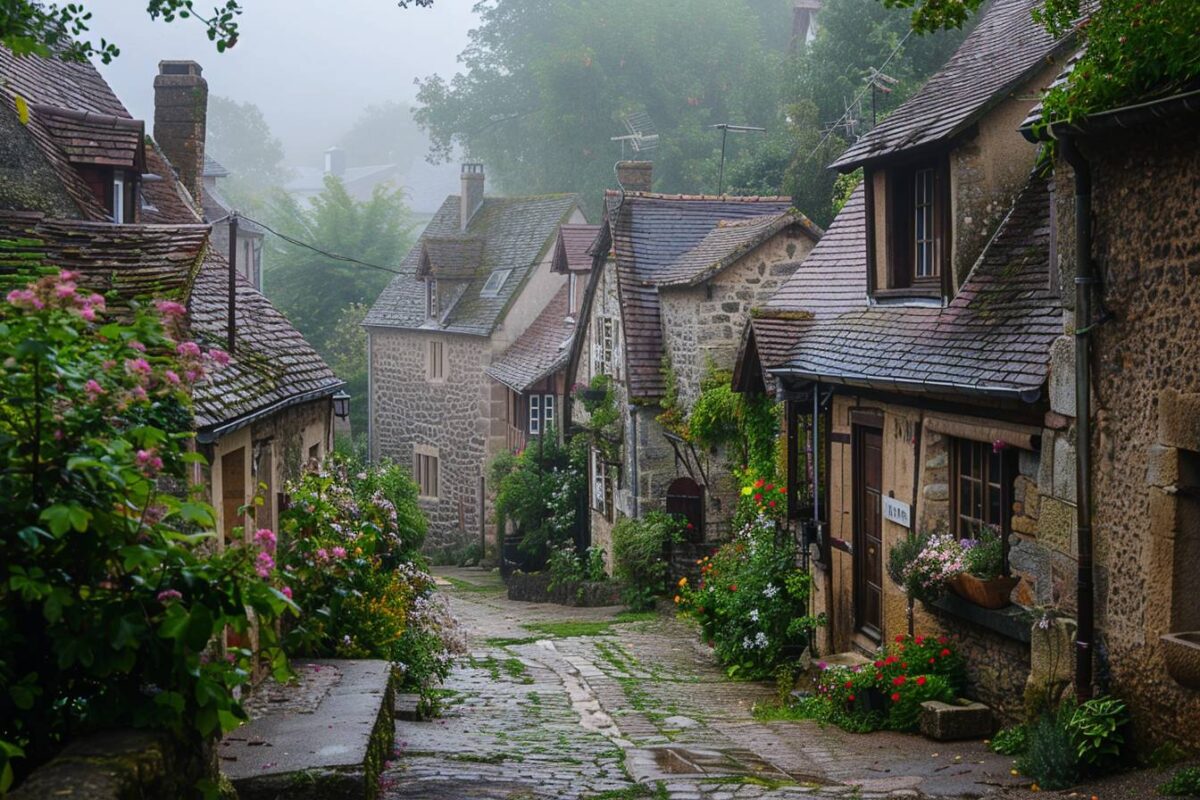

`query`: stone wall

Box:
[370,327,490,552]
[1080,117,1200,751]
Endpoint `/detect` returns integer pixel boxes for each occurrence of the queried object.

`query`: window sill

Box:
[873,286,943,302]
[927,594,1031,644]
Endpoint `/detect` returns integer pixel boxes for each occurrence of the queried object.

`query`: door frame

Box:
[851,419,884,643]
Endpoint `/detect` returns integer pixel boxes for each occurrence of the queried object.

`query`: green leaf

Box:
[9,684,35,710]
[155,690,185,715]
[184,604,215,651]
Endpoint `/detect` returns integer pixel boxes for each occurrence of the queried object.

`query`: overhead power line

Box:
[236,213,405,276]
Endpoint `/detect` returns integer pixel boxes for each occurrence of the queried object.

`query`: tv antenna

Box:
[611,111,660,159]
[711,123,765,195]
[866,68,898,126]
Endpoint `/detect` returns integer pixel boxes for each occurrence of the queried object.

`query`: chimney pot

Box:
[153,60,208,205]
[616,161,653,194]
[461,163,485,231]
[325,146,347,178]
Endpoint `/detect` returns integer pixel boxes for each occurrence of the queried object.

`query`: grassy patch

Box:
[503,657,534,683]
[521,620,617,638]
[484,636,541,647]
[614,610,659,624]
[446,752,524,764]
[752,698,822,722]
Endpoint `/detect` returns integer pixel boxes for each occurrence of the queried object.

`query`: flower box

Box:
[948,573,1018,610]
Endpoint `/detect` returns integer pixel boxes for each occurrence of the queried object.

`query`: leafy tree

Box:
[0,0,434,63]
[414,0,790,216]
[205,94,290,218]
[336,101,428,170]
[323,303,370,437]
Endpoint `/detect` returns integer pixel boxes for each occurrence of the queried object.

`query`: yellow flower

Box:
[678,577,688,587]
[741,486,753,496]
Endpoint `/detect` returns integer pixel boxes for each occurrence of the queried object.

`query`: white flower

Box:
[762,584,778,599]
[749,608,760,623]
[754,631,769,649]
[743,636,753,650]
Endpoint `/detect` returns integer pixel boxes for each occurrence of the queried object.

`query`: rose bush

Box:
[0,272,294,791]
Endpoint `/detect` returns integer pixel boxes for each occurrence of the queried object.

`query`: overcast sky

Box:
[86,0,479,165]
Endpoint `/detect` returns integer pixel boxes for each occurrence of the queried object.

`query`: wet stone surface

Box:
[380,567,1023,800]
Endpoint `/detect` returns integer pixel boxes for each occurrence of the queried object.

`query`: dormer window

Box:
[480,269,511,298]
[112,172,126,223]
[426,277,439,319]
[869,157,948,298]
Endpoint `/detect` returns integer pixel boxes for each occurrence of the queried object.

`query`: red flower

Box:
[729,585,737,592]
[884,655,898,665]
[848,694,856,702]
[914,635,925,645]
[768,500,777,508]
[754,478,765,489]
[686,522,695,529]
[874,660,884,668]
[938,636,948,645]
[765,483,774,491]
[875,673,883,680]
[844,681,853,689]
[940,648,951,657]
[895,635,904,643]
[753,492,763,502]
[898,645,906,652]
[892,676,907,686]
[891,692,901,702]
[901,662,907,669]
[929,658,936,664]
[916,676,927,686]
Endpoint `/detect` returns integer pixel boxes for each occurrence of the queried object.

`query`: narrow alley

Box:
[381,569,1021,800]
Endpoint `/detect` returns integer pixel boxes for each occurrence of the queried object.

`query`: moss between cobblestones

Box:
[521,620,619,637]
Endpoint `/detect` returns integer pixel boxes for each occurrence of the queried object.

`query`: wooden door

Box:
[854,427,883,640]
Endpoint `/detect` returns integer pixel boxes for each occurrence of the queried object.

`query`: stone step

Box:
[219,660,395,800]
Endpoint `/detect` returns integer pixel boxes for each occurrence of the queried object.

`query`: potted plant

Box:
[948,526,1018,609]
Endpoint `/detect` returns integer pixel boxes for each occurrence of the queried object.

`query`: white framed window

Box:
[427,340,445,381]
[591,448,613,520]
[426,278,439,319]
[592,315,618,377]
[481,269,512,298]
[568,274,577,314]
[414,445,440,499]
[914,167,936,279]
[528,394,541,435]
[112,171,126,223]
[543,394,555,431]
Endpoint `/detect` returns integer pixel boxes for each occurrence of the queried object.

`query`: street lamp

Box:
[332,390,350,420]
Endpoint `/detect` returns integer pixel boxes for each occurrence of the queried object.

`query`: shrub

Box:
[1159,766,1200,797]
[585,547,607,582]
[0,273,294,788]
[1067,695,1128,769]
[490,428,585,567]
[678,515,821,678]
[990,725,1029,756]
[612,512,684,611]
[963,525,1004,580]
[1018,705,1081,790]
[547,541,585,591]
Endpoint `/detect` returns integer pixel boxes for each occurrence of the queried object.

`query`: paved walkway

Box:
[380,567,1024,800]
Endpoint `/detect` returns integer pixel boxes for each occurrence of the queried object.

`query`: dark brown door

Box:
[854,427,883,640]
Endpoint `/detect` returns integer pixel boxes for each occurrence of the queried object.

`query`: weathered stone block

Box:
[926,452,948,470]
[1038,497,1077,557]
[1039,432,1056,499]
[1053,435,1077,504]
[1159,389,1200,451]
[1011,514,1038,536]
[1049,336,1076,417]
[918,700,993,741]
[924,482,949,501]
[1044,410,1071,430]
[1146,443,1181,488]
[1029,616,1076,686]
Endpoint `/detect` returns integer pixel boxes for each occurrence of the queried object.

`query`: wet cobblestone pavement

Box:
[380,568,1023,800]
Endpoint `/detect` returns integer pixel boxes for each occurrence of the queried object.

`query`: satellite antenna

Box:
[611,111,660,159]
[711,123,765,195]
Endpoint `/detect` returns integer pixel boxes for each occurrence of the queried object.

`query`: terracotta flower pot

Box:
[949,573,1019,609]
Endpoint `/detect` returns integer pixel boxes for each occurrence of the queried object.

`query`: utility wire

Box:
[236,213,405,276]
[804,28,914,162]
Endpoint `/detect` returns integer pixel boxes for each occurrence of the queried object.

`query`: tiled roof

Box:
[553,223,602,273]
[140,140,204,225]
[485,285,574,392]
[188,249,341,433]
[418,235,485,280]
[364,193,579,336]
[766,175,1061,396]
[604,191,795,399]
[0,212,340,433]
[203,155,230,178]
[33,104,145,169]
[830,0,1070,170]
[654,211,822,287]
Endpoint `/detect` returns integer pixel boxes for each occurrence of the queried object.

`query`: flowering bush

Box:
[677,514,822,679]
[276,457,463,700]
[890,525,1006,603]
[804,634,967,732]
[0,273,293,789]
[735,473,789,528]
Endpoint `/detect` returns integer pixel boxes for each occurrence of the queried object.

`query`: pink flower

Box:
[84,379,105,399]
[128,341,146,352]
[157,589,183,603]
[254,528,277,549]
[55,282,77,298]
[316,548,329,561]
[124,358,151,377]
[163,370,181,385]
[332,546,347,559]
[58,270,80,282]
[255,551,275,578]
[176,341,202,358]
[992,439,1007,453]
[136,449,164,474]
[87,293,105,308]
[6,289,42,309]
[281,586,293,600]
[206,348,231,366]
[155,299,187,318]
[79,305,97,322]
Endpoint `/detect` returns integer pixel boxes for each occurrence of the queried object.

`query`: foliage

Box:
[962,525,1005,580]
[734,473,789,530]
[337,101,429,172]
[1018,704,1081,790]
[0,0,434,63]
[889,530,958,603]
[1159,766,1200,797]
[576,374,621,464]
[794,633,966,732]
[204,95,290,219]
[1066,695,1128,768]
[265,177,414,354]
[990,725,1029,756]
[490,429,586,567]
[0,272,294,785]
[323,303,371,437]
[677,515,821,679]
[611,512,685,611]
[685,368,781,481]
[275,456,460,698]
[547,542,607,591]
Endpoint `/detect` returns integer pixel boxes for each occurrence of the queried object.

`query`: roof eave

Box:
[769,365,1044,402]
[196,380,345,444]
[1020,86,1200,143]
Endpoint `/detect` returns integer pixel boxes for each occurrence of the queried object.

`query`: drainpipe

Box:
[631,408,640,517]
[1062,136,1095,701]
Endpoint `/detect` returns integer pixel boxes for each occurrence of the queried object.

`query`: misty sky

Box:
[86,0,479,166]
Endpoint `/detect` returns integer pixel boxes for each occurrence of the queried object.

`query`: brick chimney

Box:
[153,60,208,204]
[616,161,653,194]
[461,163,484,231]
[324,146,346,178]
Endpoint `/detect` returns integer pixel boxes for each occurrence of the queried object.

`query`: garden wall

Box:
[506,571,622,607]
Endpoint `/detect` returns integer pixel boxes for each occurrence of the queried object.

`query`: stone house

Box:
[364,166,584,553]
[1018,82,1200,747]
[565,162,821,568]
[486,223,600,454]
[735,0,1076,719]
[0,47,343,547]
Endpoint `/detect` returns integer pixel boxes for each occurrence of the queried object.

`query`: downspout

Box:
[1062,136,1095,701]
[631,409,640,518]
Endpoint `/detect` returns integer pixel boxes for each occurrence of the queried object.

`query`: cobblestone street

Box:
[380,568,1024,800]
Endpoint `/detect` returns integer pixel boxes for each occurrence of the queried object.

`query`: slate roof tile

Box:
[364,194,579,336]
[553,223,602,273]
[485,285,574,392]
[418,235,485,280]
[830,0,1071,170]
[33,104,145,169]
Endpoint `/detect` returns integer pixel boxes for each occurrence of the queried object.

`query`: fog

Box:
[85,0,478,165]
